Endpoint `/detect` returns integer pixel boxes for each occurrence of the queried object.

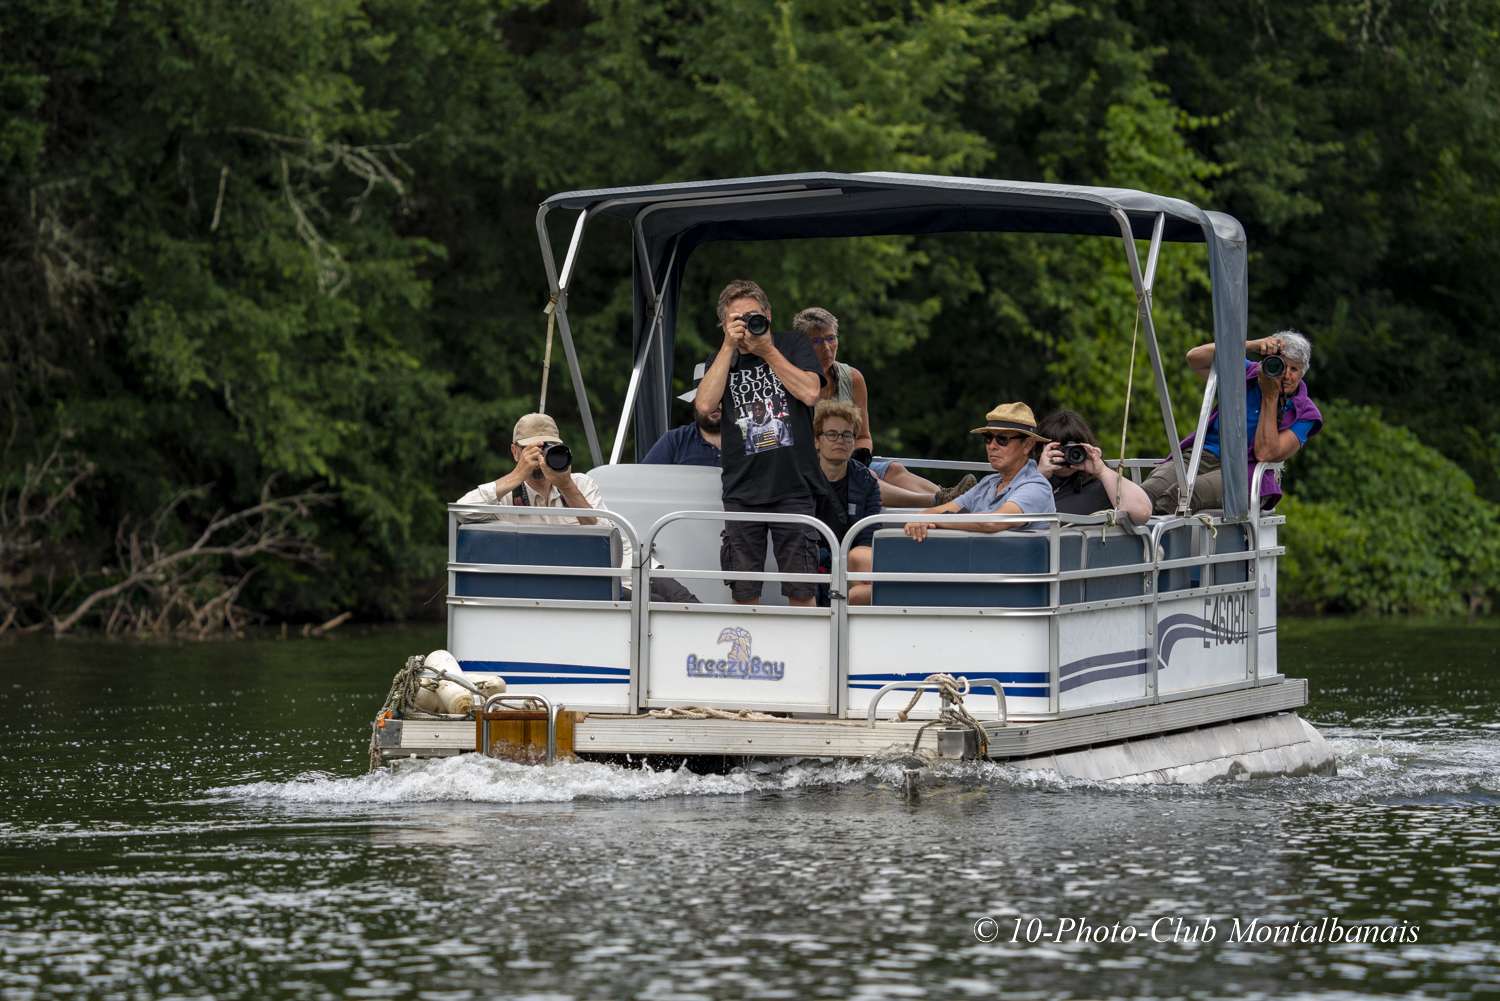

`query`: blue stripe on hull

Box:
[848,683,1050,698]
[469,676,629,686]
[460,660,629,676]
[849,671,1050,684]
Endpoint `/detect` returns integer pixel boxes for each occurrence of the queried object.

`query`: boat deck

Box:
[379,677,1307,762]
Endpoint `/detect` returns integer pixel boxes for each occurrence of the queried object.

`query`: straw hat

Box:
[969,402,1049,441]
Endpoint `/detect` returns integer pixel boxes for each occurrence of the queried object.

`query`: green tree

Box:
[1280,402,1500,615]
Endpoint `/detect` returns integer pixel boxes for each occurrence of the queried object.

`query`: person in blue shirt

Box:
[904,402,1057,541]
[641,361,723,467]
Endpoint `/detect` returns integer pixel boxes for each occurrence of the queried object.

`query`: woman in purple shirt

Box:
[1142,330,1323,513]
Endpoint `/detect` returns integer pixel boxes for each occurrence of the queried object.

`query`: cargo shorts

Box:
[719,498,821,601]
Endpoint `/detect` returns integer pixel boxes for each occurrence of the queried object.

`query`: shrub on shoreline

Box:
[1279,402,1500,615]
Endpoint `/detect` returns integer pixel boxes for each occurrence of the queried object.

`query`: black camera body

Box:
[1260,353,1286,379]
[1061,442,1090,467]
[543,442,572,472]
[741,311,771,337]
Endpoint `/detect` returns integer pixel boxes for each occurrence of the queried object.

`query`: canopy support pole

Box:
[1111,210,1188,513]
[609,237,681,464]
[535,207,604,466]
[1185,368,1217,507]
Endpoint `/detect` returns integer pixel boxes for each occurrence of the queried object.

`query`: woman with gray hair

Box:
[1141,330,1323,513]
[795,306,976,508]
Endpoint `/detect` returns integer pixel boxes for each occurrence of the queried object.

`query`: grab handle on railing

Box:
[865,678,1007,727]
[480,693,556,765]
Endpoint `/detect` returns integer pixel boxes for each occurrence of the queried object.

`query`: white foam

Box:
[212,753,923,804]
[209,728,1500,805]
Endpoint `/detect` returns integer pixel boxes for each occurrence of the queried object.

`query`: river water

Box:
[2,619,1497,1000]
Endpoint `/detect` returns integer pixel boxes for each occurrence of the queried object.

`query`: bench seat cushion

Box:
[455,523,620,601]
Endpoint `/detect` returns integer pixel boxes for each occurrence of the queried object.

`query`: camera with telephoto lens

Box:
[543,442,572,472]
[1260,353,1287,379]
[1061,442,1090,467]
[741,311,771,337]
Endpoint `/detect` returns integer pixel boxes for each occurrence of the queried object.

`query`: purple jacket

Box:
[1179,361,1322,509]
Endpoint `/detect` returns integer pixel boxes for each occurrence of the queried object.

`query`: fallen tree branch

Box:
[310,610,353,636]
[49,478,335,636]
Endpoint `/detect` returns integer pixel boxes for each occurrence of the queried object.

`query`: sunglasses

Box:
[981,432,1026,446]
[809,334,839,347]
[819,430,857,444]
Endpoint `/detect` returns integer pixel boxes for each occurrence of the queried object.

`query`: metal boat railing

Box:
[866,678,1009,726]
[444,465,1286,719]
[641,510,844,714]
[480,692,557,765]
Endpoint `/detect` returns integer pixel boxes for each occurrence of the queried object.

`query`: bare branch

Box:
[49,479,336,635]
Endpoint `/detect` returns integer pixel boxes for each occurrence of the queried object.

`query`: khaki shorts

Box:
[1140,454,1223,514]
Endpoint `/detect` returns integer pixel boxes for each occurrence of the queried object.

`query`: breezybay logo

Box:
[686,626,785,680]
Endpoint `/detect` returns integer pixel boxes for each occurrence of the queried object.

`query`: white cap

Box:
[677,361,708,403]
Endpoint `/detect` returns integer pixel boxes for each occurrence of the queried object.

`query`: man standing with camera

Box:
[695,280,826,606]
[455,412,632,567]
[1141,331,1321,514]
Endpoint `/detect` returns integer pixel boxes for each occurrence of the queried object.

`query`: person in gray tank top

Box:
[795,307,975,508]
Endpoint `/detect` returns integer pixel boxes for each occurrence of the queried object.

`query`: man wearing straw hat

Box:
[904,403,1057,542]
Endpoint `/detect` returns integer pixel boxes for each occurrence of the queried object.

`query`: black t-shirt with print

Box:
[717,331,826,507]
[1050,472,1115,514]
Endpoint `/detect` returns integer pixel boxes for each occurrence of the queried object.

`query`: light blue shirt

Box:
[953,459,1056,529]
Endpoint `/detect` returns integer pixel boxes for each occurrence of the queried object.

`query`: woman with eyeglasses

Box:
[811,399,880,605]
[904,403,1056,541]
[795,307,974,508]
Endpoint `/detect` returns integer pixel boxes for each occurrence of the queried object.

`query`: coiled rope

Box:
[892,673,991,757]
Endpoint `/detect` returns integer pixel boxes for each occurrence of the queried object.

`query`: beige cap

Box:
[513,413,562,446]
[969,402,1049,441]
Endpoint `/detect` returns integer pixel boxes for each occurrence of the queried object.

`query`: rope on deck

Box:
[368,655,468,771]
[893,673,991,756]
[587,706,869,726]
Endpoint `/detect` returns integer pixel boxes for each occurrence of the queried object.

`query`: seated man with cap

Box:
[456,412,632,570]
[456,413,702,602]
[642,361,722,467]
[904,403,1057,542]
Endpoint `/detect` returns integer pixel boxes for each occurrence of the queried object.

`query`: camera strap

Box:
[511,485,530,506]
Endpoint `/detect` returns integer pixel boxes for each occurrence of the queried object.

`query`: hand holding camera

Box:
[1043,440,1102,477]
[517,441,572,482]
[540,441,573,484]
[734,311,773,356]
[1255,336,1287,380]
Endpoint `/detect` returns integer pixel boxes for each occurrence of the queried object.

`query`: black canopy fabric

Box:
[539,171,1248,518]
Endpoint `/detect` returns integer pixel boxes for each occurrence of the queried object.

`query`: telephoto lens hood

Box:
[543,442,573,472]
[742,311,771,337]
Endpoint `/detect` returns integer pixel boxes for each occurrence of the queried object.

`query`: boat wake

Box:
[213,753,909,804]
[210,728,1500,806]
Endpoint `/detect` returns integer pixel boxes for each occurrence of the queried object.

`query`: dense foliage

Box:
[1281,402,1500,615]
[2,0,1497,625]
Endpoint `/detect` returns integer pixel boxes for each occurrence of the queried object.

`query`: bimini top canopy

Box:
[535,172,1249,518]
